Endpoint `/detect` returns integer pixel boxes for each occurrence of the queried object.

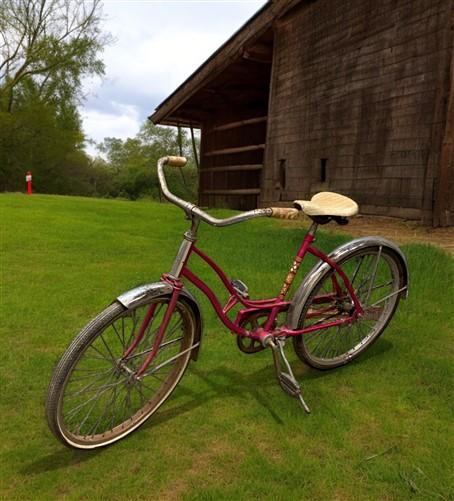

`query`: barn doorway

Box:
[196,30,274,210]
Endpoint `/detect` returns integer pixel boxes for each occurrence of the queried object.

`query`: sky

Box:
[82,0,268,155]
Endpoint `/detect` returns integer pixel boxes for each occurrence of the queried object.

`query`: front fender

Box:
[116,281,203,361]
[286,237,409,330]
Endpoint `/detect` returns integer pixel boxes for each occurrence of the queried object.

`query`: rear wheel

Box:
[46,296,196,449]
[293,246,403,369]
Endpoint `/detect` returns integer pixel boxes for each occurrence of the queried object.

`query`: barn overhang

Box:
[149,0,302,127]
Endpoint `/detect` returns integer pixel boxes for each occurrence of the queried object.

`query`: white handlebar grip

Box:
[166,156,187,167]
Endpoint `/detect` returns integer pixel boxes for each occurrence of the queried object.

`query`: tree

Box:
[0,0,111,194]
[0,0,110,113]
[0,98,86,192]
[98,123,199,201]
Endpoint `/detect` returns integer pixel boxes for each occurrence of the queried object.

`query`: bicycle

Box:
[46,156,409,449]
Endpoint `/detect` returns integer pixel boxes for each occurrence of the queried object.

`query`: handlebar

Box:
[157,156,273,227]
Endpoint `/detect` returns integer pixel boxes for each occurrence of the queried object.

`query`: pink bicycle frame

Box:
[180,231,362,339]
[130,224,364,377]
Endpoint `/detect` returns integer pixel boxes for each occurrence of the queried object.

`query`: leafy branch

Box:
[0,0,112,112]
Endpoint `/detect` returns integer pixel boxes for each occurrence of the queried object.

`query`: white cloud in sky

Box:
[82,1,268,154]
[81,103,141,156]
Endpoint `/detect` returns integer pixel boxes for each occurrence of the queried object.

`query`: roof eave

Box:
[149,0,303,125]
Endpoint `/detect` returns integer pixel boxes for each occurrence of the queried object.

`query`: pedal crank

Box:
[266,338,311,414]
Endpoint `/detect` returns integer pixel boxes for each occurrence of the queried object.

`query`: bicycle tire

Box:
[46,295,196,449]
[293,245,403,370]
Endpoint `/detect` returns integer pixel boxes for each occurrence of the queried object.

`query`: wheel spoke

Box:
[66,378,125,399]
[364,247,382,304]
[66,370,115,398]
[123,310,140,352]
[69,367,112,383]
[134,381,147,407]
[369,286,406,307]
[349,255,365,286]
[87,381,121,436]
[88,343,114,363]
[109,380,124,429]
[111,322,125,349]
[99,333,118,361]
[65,374,118,424]
[369,280,393,292]
[124,336,184,361]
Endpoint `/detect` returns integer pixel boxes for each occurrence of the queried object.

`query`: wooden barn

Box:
[150,0,454,226]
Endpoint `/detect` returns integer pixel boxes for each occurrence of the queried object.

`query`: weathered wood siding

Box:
[434,43,454,226]
[262,0,453,221]
[199,109,268,210]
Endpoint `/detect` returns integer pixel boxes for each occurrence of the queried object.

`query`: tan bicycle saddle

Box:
[293,192,358,218]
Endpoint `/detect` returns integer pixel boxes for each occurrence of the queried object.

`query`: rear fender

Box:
[116,281,203,361]
[286,237,409,330]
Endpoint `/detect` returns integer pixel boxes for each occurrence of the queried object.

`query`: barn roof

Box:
[149,0,303,127]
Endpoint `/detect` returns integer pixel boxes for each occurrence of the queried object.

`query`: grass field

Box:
[1,193,453,500]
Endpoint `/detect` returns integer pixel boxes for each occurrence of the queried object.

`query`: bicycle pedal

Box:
[230,279,249,299]
[268,338,311,413]
[278,373,311,413]
[278,372,300,397]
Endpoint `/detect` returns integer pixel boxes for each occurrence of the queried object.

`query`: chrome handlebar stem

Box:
[157,157,272,227]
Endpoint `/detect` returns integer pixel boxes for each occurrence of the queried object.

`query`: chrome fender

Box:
[116,281,203,361]
[286,237,409,330]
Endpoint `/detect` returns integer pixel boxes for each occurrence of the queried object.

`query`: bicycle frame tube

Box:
[181,245,291,336]
[179,229,363,339]
[127,223,365,376]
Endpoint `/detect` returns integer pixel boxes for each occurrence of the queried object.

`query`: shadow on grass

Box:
[21,447,101,475]
[144,365,286,427]
[358,338,393,362]
[295,338,394,381]
[23,338,393,473]
[144,337,394,430]
[23,366,286,474]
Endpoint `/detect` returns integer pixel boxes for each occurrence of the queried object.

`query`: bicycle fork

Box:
[120,280,184,379]
[265,338,311,414]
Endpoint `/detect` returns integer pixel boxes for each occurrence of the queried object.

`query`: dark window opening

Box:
[279,159,287,189]
[320,158,328,182]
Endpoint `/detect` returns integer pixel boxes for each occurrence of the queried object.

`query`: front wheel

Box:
[293,245,404,370]
[46,295,196,449]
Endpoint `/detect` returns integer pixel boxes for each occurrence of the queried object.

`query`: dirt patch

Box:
[316,215,454,255]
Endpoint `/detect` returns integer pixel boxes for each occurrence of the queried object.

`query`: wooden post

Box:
[190,126,199,171]
[177,124,187,189]
[177,125,183,156]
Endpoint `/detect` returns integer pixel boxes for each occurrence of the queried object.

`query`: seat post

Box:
[278,221,318,300]
[307,221,319,237]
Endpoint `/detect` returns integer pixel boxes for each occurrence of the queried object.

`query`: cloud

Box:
[80,1,267,153]
[81,102,141,155]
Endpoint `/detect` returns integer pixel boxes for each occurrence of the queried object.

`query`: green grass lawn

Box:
[1,193,453,500]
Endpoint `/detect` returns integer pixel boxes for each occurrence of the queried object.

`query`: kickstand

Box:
[267,338,311,414]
